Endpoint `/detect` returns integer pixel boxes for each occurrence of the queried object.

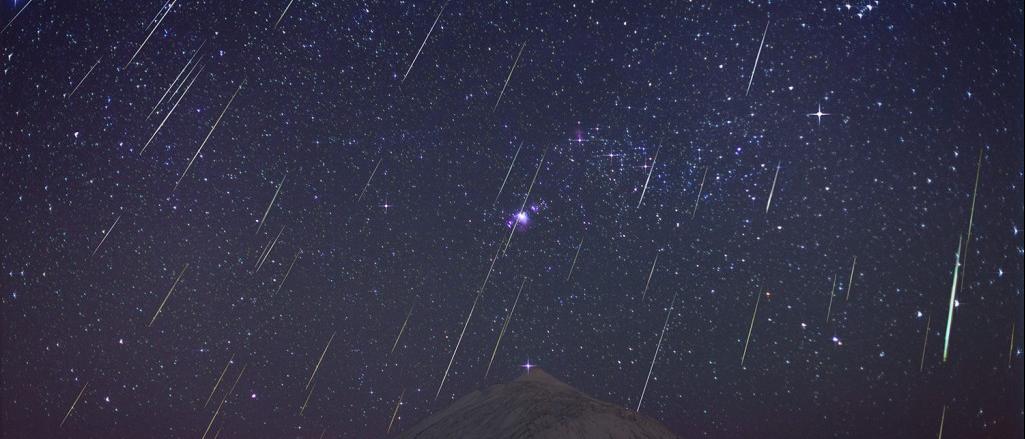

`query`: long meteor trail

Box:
[125,0,177,68]
[204,354,235,408]
[493,41,526,112]
[175,79,246,191]
[60,382,89,427]
[141,63,204,154]
[640,253,659,300]
[68,57,102,99]
[402,0,449,82]
[494,142,523,204]
[691,166,708,218]
[391,303,415,354]
[502,148,546,254]
[765,161,780,213]
[741,289,762,366]
[636,292,677,412]
[149,263,189,327]
[566,237,583,281]
[746,19,770,96]
[484,278,527,381]
[357,158,383,202]
[256,174,286,235]
[958,148,983,295]
[306,332,336,389]
[91,214,121,257]
[845,256,857,301]
[2,0,37,34]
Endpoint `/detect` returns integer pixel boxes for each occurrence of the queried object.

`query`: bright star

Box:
[806,103,832,125]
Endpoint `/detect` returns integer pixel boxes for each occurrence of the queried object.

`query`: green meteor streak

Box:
[942,237,962,363]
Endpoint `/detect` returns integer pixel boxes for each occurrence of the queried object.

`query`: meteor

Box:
[484,278,527,381]
[637,145,660,208]
[274,0,297,29]
[741,288,762,366]
[2,0,37,34]
[59,382,89,427]
[141,63,204,154]
[357,158,382,202]
[255,226,285,272]
[204,354,234,408]
[387,389,405,434]
[636,292,677,412]
[765,161,780,214]
[306,332,336,389]
[391,303,414,354]
[691,166,708,218]
[494,142,523,204]
[148,41,205,119]
[844,256,857,301]
[825,273,836,323]
[175,78,246,191]
[274,248,301,295]
[149,263,189,327]
[640,253,658,300]
[958,148,983,295]
[67,57,102,99]
[91,215,121,257]
[502,148,546,254]
[202,364,246,439]
[919,315,930,372]
[493,41,526,112]
[566,237,583,281]
[402,0,450,82]
[125,0,177,68]
[256,174,286,235]
[745,19,769,96]
[942,237,961,363]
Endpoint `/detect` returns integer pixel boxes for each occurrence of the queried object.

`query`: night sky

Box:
[2,0,1024,438]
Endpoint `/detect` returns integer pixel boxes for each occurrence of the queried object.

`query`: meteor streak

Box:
[637,145,660,208]
[204,355,234,408]
[942,237,961,363]
[141,63,204,154]
[274,0,296,29]
[494,142,523,204]
[148,41,205,119]
[641,253,658,300]
[175,79,246,191]
[357,158,382,202]
[566,237,583,281]
[920,315,930,372]
[387,389,405,434]
[391,303,414,354]
[636,292,677,412]
[91,215,121,257]
[202,364,246,439]
[60,382,88,427]
[493,41,526,112]
[149,263,189,327]
[256,174,286,235]
[68,57,102,99]
[691,166,708,218]
[484,278,527,381]
[745,19,769,96]
[845,256,857,301]
[125,1,177,68]
[765,161,780,214]
[741,289,762,366]
[958,148,983,295]
[402,0,449,82]
[255,226,284,272]
[2,0,37,34]
[825,273,836,323]
[502,148,546,254]
[306,332,336,389]
[275,248,301,295]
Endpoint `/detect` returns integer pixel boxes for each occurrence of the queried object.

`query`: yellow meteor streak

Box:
[741,288,762,367]
[386,389,405,434]
[204,354,234,408]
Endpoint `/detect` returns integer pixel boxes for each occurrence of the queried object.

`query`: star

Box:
[806,103,832,125]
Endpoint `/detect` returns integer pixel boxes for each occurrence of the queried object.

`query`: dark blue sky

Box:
[2,1,1023,437]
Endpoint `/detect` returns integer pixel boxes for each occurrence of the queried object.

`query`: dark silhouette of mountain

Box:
[396,368,679,439]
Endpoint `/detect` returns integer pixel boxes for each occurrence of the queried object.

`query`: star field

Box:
[2,1,1023,438]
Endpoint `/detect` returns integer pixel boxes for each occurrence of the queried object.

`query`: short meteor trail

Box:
[274,248,301,295]
[494,142,523,204]
[306,332,336,390]
[765,161,780,214]
[299,379,316,415]
[741,289,762,366]
[937,405,947,439]
[204,354,235,408]
[637,145,661,208]
[745,19,770,96]
[845,256,857,301]
[59,382,88,427]
[402,0,449,82]
[942,237,962,363]
[386,389,405,434]
[640,253,659,300]
[391,303,415,354]
[636,292,677,412]
[493,41,526,112]
[357,158,383,202]
[91,214,121,257]
[125,0,177,68]
[825,273,837,323]
[691,166,708,218]
[1,0,37,34]
[256,174,286,235]
[484,278,527,381]
[1009,322,1016,367]
[274,0,297,29]
[175,79,246,191]
[67,57,102,99]
[141,63,204,154]
[920,315,931,372]
[149,263,189,327]
[566,237,583,281]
